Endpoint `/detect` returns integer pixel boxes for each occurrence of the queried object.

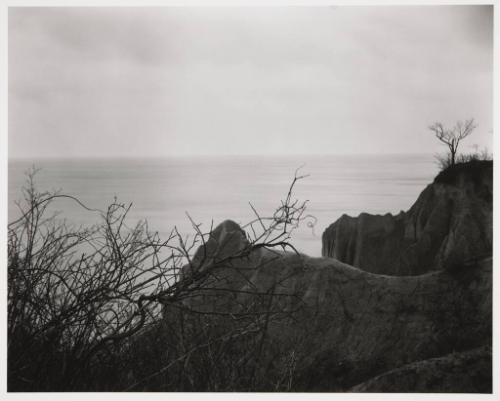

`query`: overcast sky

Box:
[9,6,493,158]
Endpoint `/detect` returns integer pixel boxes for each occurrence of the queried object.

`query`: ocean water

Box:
[8,154,438,256]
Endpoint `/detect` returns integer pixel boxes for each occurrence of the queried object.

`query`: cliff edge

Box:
[155,160,492,392]
[322,160,492,275]
[164,224,491,391]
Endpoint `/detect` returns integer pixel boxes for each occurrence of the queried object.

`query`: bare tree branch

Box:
[8,167,312,391]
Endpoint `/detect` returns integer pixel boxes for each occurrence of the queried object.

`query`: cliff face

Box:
[166,220,491,392]
[157,161,492,392]
[322,161,492,275]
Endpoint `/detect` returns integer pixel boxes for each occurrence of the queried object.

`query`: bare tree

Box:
[429,119,476,167]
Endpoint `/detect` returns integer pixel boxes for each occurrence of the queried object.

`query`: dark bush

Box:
[8,168,310,391]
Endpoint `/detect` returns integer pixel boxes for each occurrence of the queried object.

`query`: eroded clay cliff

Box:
[172,219,491,391]
[160,161,492,392]
[322,160,492,275]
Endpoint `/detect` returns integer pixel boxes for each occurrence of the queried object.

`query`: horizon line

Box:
[8,151,437,161]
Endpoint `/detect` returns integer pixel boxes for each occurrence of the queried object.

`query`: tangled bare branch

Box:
[8,166,311,391]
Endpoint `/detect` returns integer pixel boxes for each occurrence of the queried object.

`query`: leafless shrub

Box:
[8,167,311,391]
[434,146,492,172]
[433,152,453,171]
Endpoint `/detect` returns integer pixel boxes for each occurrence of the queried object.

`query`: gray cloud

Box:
[9,6,493,158]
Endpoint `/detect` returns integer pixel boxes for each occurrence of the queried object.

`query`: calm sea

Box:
[8,154,438,256]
